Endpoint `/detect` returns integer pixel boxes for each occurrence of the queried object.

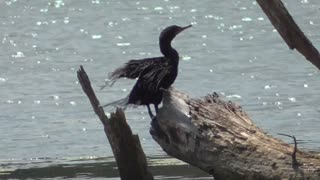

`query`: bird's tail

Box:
[102,96,129,112]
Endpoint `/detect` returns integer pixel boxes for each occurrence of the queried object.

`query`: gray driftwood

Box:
[77,66,154,180]
[151,88,320,180]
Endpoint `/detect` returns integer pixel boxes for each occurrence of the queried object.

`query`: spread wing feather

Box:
[141,61,170,92]
[101,57,164,89]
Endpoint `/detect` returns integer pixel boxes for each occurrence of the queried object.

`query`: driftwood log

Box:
[151,88,320,180]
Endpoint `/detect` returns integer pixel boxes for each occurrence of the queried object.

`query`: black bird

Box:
[103,25,192,119]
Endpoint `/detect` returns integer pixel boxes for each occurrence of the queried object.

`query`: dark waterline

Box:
[0,156,211,179]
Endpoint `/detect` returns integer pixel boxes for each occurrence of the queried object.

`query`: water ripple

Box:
[116,42,131,46]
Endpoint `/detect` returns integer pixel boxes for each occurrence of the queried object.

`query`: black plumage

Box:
[103,25,192,119]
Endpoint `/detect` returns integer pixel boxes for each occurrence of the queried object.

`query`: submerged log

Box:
[77,66,154,180]
[150,88,320,180]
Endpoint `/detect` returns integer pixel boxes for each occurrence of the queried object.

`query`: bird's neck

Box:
[160,40,179,64]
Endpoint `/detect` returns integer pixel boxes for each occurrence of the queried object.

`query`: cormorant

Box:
[103,25,192,119]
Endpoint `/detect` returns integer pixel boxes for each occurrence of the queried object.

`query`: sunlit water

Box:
[1,0,320,179]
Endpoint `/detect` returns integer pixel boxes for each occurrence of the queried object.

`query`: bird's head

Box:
[159,25,192,43]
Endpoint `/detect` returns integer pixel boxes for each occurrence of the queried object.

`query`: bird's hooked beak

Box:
[178,24,192,34]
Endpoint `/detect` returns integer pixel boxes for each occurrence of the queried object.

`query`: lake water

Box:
[1,0,320,179]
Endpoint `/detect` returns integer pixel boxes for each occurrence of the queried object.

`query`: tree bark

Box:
[77,66,154,180]
[256,0,320,70]
[150,88,320,180]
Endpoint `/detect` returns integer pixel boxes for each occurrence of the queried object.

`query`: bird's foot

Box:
[147,104,156,120]
[149,117,168,142]
[148,113,155,120]
[150,116,159,134]
[151,115,157,122]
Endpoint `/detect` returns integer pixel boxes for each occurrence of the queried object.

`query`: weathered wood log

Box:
[77,66,154,180]
[150,88,320,180]
[256,0,320,70]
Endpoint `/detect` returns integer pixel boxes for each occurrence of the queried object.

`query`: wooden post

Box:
[77,66,154,180]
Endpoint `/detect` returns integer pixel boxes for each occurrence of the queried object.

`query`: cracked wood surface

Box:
[151,88,320,180]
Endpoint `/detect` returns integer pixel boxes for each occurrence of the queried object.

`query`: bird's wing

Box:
[102,57,163,89]
[140,59,170,92]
